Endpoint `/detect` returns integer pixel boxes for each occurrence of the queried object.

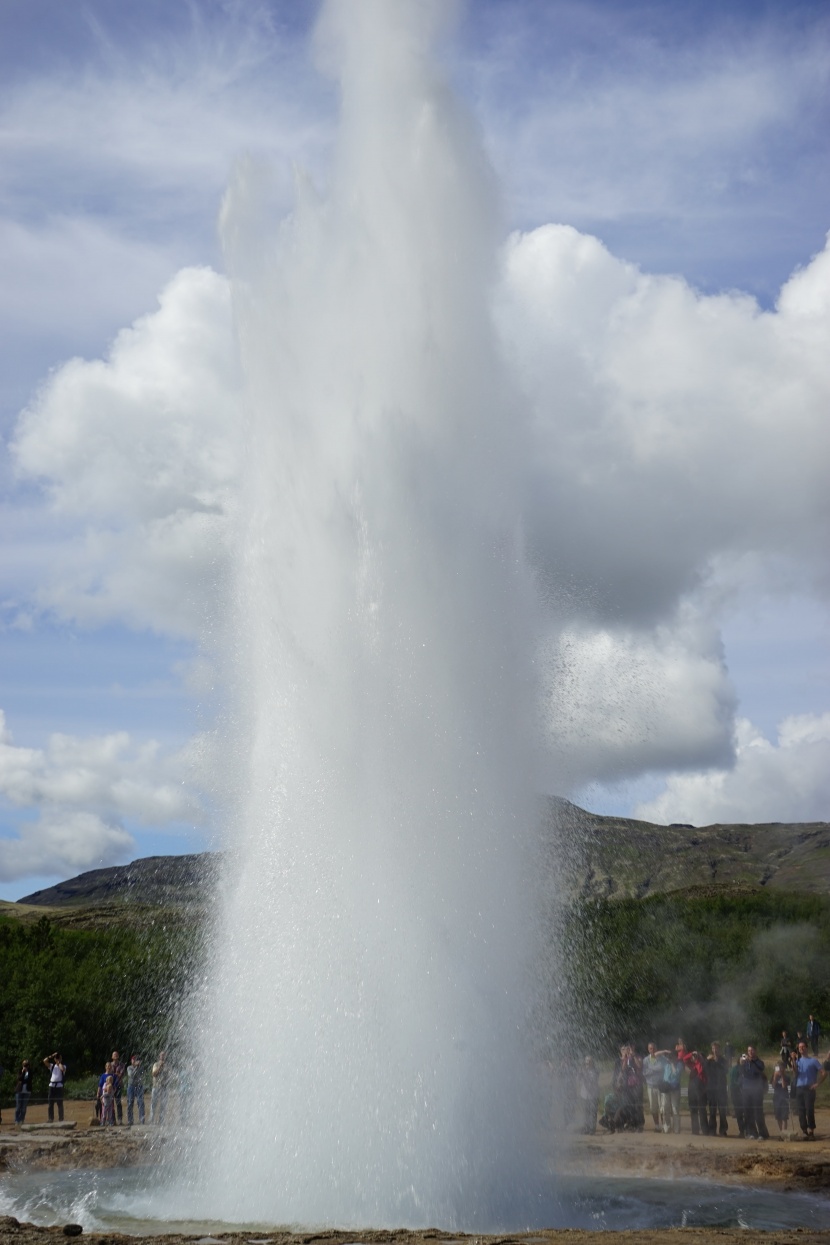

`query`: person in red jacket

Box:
[676,1041,708,1135]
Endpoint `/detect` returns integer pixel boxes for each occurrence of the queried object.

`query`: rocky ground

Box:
[1,1226,829,1245]
[1,1108,829,1244]
[559,1105,830,1192]
[0,1226,827,1245]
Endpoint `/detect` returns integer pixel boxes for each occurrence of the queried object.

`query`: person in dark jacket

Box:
[730,1056,747,1137]
[741,1046,769,1139]
[612,1044,644,1130]
[706,1042,728,1135]
[110,1050,126,1125]
[807,1015,822,1057]
[14,1060,33,1124]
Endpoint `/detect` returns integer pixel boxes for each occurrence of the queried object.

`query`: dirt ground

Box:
[559,1104,830,1192]
[1,1106,830,1245]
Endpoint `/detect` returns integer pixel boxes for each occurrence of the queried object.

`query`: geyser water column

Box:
[186,0,548,1228]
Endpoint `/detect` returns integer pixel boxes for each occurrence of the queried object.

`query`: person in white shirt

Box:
[43,1051,66,1122]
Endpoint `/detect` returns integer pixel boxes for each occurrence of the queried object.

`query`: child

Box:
[771,1063,791,1137]
[100,1074,116,1127]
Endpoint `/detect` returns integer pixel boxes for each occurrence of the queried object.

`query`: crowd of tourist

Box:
[90,1048,172,1127]
[4,1019,827,1142]
[574,1016,828,1142]
[4,1048,170,1127]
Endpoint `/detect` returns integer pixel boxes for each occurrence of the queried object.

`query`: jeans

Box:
[127,1085,145,1125]
[797,1086,817,1134]
[15,1091,30,1124]
[688,1079,708,1134]
[646,1085,662,1123]
[732,1098,746,1136]
[47,1085,64,1122]
[743,1093,769,1139]
[706,1089,728,1134]
[662,1088,681,1132]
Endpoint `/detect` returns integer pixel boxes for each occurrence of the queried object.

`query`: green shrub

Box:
[0,915,201,1080]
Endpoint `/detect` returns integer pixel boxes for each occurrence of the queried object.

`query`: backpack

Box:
[661,1060,680,1089]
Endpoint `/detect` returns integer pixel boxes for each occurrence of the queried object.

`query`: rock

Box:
[62,1228,83,1238]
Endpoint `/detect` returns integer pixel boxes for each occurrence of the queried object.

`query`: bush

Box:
[558,890,830,1053]
[0,915,201,1081]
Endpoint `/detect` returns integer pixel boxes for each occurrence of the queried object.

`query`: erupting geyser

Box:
[181,0,552,1227]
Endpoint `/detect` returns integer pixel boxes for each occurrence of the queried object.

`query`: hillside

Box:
[16,851,216,908]
[6,802,830,926]
[3,803,829,1060]
[551,798,830,900]
[5,853,219,929]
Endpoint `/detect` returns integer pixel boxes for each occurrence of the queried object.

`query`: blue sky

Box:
[1,0,829,898]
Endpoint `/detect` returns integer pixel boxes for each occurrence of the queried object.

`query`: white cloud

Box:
[634,713,830,826]
[541,610,737,789]
[16,225,830,652]
[8,222,830,806]
[498,224,830,627]
[0,811,135,885]
[498,223,830,787]
[0,707,204,882]
[0,708,202,823]
[12,267,241,636]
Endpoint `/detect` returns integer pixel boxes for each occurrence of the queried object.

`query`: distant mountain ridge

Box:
[16,852,218,910]
[12,800,830,915]
[551,798,830,899]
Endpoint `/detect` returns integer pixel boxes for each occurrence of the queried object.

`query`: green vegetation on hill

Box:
[560,888,830,1050]
[0,913,200,1099]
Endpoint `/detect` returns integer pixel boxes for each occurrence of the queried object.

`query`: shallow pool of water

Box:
[1,1168,828,1235]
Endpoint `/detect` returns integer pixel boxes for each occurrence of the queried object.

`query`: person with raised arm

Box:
[741,1045,769,1140]
[42,1051,66,1123]
[676,1041,708,1136]
[14,1060,33,1124]
[729,1054,747,1138]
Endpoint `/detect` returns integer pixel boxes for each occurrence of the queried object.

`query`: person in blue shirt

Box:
[793,1039,826,1139]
